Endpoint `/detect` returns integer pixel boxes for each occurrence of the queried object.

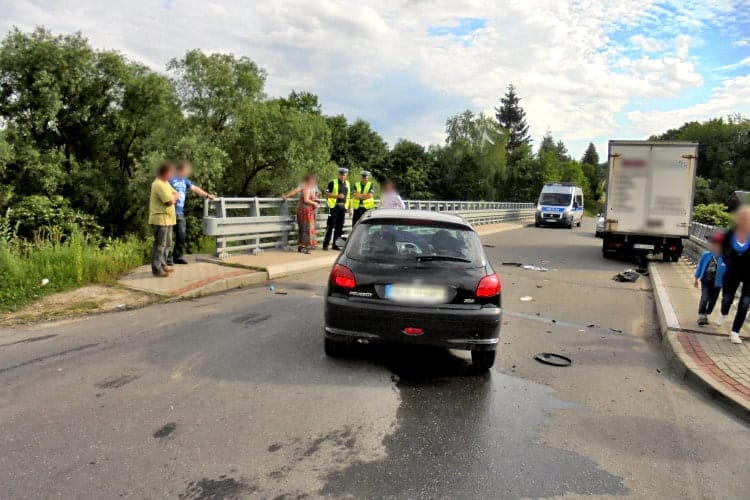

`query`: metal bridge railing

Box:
[684,221,723,263]
[202,197,535,258]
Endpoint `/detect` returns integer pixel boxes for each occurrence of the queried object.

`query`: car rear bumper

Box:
[324,296,501,350]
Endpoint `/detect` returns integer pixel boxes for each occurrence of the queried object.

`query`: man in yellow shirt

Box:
[149,162,179,277]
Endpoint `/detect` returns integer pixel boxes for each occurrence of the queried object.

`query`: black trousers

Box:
[720,273,750,332]
[352,207,369,226]
[324,205,346,248]
[698,280,721,316]
[168,215,187,264]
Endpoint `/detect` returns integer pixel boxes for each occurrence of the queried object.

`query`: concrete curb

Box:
[176,271,267,299]
[649,263,750,420]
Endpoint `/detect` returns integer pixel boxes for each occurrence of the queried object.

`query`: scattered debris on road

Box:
[534,353,572,367]
[520,296,534,301]
[153,422,177,439]
[502,262,523,267]
[523,265,548,272]
[613,269,641,283]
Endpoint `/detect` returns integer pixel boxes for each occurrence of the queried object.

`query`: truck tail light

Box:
[330,264,356,289]
[476,273,501,297]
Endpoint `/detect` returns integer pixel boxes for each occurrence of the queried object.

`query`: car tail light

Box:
[476,273,501,297]
[402,327,424,336]
[667,245,678,251]
[331,264,356,289]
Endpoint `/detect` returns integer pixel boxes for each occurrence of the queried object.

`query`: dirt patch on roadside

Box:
[0,285,159,326]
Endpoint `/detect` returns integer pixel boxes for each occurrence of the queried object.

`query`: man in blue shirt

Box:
[168,161,216,265]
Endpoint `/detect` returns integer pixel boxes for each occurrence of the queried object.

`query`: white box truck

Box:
[602,140,698,262]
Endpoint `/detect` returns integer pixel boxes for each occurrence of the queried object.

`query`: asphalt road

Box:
[1,219,749,499]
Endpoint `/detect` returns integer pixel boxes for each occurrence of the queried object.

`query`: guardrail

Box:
[202,197,535,258]
[684,221,722,263]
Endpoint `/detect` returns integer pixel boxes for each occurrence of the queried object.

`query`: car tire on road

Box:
[471,350,496,371]
[324,337,348,358]
[535,222,541,227]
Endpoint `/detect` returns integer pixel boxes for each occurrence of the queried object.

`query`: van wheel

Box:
[576,220,581,227]
[534,222,541,227]
[471,350,496,371]
[662,252,671,263]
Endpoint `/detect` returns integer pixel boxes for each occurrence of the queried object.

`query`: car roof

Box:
[363,209,472,228]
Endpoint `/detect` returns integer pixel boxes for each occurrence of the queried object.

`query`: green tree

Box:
[495,84,530,153]
[383,140,432,199]
[581,142,599,166]
[433,111,506,200]
[651,116,750,203]
[168,50,265,134]
[580,142,601,202]
[0,27,179,236]
[344,119,388,175]
[279,90,322,114]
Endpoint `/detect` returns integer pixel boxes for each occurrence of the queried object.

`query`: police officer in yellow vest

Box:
[323,167,351,251]
[352,170,376,226]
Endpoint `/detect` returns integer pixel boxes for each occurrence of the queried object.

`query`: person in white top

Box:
[378,180,405,210]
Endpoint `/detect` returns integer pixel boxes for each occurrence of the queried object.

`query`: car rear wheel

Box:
[471,350,496,371]
[324,337,348,358]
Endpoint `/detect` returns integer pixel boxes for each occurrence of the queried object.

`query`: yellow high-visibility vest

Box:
[352,181,375,210]
[326,179,351,209]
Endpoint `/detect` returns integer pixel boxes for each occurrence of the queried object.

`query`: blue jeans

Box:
[698,281,720,316]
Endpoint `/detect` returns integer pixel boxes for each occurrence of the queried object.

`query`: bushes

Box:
[0,232,146,312]
[693,203,732,227]
[6,195,102,240]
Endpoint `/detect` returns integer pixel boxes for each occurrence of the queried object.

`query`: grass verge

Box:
[0,233,147,313]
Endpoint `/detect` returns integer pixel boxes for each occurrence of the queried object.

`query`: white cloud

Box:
[630,34,665,52]
[0,0,746,157]
[720,57,750,70]
[626,75,750,136]
[733,39,750,47]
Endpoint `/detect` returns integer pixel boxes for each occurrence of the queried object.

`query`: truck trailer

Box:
[602,140,698,262]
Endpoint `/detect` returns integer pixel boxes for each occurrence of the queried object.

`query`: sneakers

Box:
[730,332,743,344]
[697,315,709,326]
[153,270,169,278]
[174,258,189,265]
[163,266,175,273]
[715,314,728,326]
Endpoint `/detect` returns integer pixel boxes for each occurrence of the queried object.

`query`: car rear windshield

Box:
[346,220,485,267]
[539,193,571,206]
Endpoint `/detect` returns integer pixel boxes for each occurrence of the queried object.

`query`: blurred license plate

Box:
[385,284,448,304]
[633,244,654,250]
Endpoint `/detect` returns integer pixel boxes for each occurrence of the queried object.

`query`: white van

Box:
[534,183,584,229]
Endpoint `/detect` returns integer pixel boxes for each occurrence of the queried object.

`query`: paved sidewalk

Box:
[650,260,750,417]
[117,255,266,298]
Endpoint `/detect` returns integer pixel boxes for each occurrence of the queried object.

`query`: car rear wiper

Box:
[416,255,472,263]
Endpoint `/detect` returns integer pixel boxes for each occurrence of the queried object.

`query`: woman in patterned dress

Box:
[296,173,319,253]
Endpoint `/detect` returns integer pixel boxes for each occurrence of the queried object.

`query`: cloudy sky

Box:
[1,0,749,157]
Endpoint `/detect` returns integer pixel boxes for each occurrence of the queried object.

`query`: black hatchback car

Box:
[324,210,502,370]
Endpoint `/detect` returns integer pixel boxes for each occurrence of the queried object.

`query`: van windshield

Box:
[539,193,572,206]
